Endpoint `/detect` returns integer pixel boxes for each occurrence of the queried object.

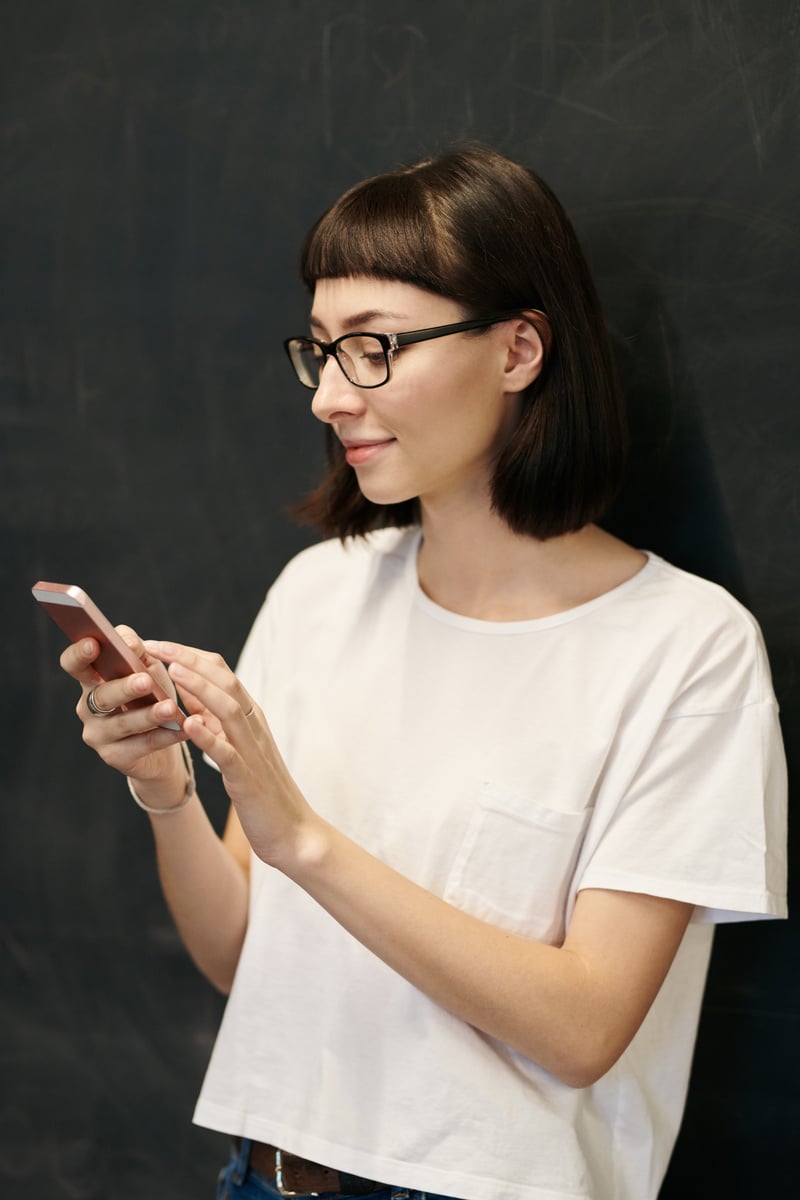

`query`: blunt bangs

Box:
[300,171,466,300]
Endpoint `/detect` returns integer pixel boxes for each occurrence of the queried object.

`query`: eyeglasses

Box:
[283,313,521,390]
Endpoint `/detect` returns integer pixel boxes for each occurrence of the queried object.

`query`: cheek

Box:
[383,348,502,439]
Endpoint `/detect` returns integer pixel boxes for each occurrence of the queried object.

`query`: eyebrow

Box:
[308,309,411,336]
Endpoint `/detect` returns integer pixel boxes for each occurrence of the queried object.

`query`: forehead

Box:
[309,277,465,335]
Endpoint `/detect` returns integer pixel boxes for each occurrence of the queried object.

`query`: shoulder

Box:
[235,526,418,683]
[273,526,417,597]
[634,555,761,642]
[626,555,772,711]
[253,526,418,634]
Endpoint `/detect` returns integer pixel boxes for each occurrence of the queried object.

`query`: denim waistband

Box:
[216,1138,464,1200]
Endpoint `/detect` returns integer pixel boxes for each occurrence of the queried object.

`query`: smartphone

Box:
[32,581,183,730]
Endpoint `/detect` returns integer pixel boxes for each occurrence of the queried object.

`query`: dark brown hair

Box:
[293,144,627,540]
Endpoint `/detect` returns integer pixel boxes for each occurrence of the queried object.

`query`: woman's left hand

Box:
[143,640,312,867]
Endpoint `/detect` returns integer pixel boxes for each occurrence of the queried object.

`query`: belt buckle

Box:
[274,1148,320,1198]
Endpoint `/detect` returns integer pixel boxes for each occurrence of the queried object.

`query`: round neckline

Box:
[403,528,658,634]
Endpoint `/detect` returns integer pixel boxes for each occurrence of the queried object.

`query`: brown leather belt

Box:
[241,1140,382,1197]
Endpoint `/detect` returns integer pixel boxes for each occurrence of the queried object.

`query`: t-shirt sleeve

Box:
[577,627,788,924]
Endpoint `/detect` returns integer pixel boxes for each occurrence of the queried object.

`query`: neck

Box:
[416,497,646,621]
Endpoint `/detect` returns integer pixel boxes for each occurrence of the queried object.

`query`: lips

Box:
[340,438,395,466]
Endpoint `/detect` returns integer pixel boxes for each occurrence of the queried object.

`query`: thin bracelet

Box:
[127,741,196,815]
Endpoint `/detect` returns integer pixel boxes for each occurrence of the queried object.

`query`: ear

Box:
[501,310,551,394]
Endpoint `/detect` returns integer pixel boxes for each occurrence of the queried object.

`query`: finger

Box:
[88,723,187,775]
[166,659,256,737]
[116,624,143,649]
[79,670,163,719]
[117,625,159,669]
[81,695,187,750]
[144,642,251,714]
[112,627,189,710]
[170,679,226,735]
[61,626,150,691]
[182,713,244,780]
[60,637,102,685]
[144,641,254,737]
[144,640,225,669]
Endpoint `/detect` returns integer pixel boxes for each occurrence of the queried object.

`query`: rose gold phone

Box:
[32,581,183,730]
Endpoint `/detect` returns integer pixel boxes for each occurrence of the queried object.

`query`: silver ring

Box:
[86,686,118,717]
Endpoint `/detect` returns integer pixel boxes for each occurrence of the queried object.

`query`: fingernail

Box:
[132,674,151,693]
[82,640,94,656]
[154,701,174,718]
[169,662,186,680]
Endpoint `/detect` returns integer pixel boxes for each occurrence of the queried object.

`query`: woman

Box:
[62,146,787,1200]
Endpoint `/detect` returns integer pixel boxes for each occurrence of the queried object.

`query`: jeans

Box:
[216,1139,463,1200]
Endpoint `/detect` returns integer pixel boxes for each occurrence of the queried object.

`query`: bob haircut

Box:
[293,144,627,541]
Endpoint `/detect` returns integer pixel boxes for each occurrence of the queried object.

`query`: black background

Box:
[2,2,798,1196]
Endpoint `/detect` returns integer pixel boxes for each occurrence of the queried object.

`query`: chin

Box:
[353,474,418,508]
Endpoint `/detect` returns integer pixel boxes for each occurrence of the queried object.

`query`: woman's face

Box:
[308,277,525,515]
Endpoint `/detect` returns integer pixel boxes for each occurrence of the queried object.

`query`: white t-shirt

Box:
[193,527,787,1200]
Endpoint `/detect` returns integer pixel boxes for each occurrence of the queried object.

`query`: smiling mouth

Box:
[342,439,395,466]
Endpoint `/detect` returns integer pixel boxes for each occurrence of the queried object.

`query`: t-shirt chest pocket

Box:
[443,781,591,944]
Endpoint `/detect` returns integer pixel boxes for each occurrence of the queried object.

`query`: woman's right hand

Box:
[60,625,188,796]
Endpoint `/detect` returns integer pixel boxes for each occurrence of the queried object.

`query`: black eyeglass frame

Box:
[283,312,524,390]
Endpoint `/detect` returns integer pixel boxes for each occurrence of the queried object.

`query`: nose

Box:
[310,358,369,425]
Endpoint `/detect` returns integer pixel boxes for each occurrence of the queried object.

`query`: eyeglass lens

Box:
[288,335,389,388]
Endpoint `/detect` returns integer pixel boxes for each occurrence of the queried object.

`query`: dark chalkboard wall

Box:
[2,2,797,1196]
